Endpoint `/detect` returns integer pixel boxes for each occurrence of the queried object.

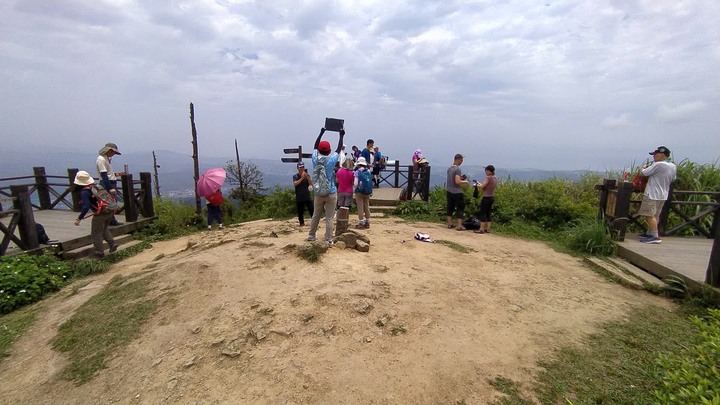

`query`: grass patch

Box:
[298,243,325,262]
[0,306,38,362]
[435,239,476,253]
[52,273,160,385]
[489,376,533,405]
[533,305,696,404]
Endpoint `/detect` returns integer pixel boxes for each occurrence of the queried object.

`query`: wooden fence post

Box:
[121,174,139,222]
[407,166,414,197]
[611,182,634,241]
[658,182,674,236]
[598,179,615,220]
[140,172,154,217]
[33,166,51,210]
[394,160,400,188]
[707,218,720,287]
[422,165,431,202]
[11,185,39,251]
[67,168,81,211]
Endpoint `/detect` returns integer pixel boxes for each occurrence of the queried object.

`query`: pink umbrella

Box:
[197,168,226,198]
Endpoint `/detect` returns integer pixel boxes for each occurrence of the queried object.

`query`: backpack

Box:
[399,186,409,200]
[312,155,332,197]
[206,191,223,206]
[462,217,482,230]
[35,223,50,244]
[88,185,122,215]
[355,169,373,195]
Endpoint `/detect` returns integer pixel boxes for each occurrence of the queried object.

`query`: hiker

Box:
[351,145,360,162]
[72,170,118,258]
[446,153,469,230]
[292,162,314,226]
[307,127,345,245]
[360,139,374,172]
[638,146,677,244]
[206,189,224,230]
[96,142,125,226]
[372,145,385,187]
[339,144,348,166]
[354,157,373,228]
[336,158,355,209]
[412,148,423,179]
[473,165,497,234]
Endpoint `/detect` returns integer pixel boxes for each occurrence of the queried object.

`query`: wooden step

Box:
[584,257,644,289]
[608,257,668,288]
[62,234,135,260]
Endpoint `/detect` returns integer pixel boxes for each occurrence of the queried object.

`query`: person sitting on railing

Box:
[96,142,125,226]
[638,146,677,244]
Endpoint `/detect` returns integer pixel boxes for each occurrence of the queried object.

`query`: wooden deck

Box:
[617,234,713,289]
[1,209,152,257]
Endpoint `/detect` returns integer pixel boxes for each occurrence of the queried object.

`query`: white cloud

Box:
[603,113,631,129]
[656,101,707,123]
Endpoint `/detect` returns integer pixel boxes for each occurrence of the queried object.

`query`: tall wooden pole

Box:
[152,150,161,198]
[235,139,244,200]
[190,103,201,214]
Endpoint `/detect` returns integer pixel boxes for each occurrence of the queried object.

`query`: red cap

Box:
[318,140,331,154]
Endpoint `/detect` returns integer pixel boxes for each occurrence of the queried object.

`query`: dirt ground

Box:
[0,217,672,405]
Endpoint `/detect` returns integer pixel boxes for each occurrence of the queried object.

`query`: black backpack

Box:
[462,217,481,230]
[35,223,50,244]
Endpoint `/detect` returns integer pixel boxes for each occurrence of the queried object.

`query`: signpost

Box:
[281,146,311,164]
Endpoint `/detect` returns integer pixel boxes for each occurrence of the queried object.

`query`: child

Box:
[206,189,224,230]
[353,157,373,229]
[72,170,118,258]
[336,158,355,209]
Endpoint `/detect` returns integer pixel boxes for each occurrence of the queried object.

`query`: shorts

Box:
[637,195,665,217]
[446,191,465,219]
[337,192,353,207]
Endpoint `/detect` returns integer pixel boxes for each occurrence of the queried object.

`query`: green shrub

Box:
[653,309,720,404]
[138,198,203,240]
[562,217,616,256]
[0,254,73,314]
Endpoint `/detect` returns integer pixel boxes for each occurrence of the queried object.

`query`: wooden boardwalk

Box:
[618,234,713,288]
[1,209,151,257]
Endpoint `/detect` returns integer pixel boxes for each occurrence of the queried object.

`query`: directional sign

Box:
[281,157,300,163]
[302,153,312,158]
[283,148,300,154]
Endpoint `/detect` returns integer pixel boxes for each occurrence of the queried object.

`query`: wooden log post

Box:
[67,168,81,211]
[407,166,414,197]
[598,179,616,221]
[422,165,431,202]
[658,181,674,236]
[707,195,720,287]
[393,160,400,188]
[121,173,139,222]
[335,206,349,236]
[611,181,634,241]
[11,185,39,251]
[140,172,154,217]
[33,167,51,210]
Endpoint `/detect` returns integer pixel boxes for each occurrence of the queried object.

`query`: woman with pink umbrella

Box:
[197,168,226,230]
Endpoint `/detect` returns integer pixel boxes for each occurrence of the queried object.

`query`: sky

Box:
[1,0,719,171]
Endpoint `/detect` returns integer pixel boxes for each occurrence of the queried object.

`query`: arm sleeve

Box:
[313,128,325,150]
[78,190,92,219]
[335,130,345,154]
[100,172,113,190]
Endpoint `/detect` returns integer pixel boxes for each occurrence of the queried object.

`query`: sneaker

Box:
[109,244,118,253]
[306,235,316,241]
[219,224,224,229]
[355,223,366,229]
[638,232,652,238]
[325,240,334,247]
[207,225,212,230]
[447,224,454,229]
[93,251,105,259]
[640,236,662,244]
[473,229,486,234]
[365,222,370,229]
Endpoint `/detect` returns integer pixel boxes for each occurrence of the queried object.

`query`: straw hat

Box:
[74,171,95,186]
[355,157,368,167]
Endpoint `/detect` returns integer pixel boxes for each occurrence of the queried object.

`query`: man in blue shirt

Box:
[307,127,345,245]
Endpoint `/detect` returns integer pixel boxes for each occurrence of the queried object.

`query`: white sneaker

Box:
[306,235,316,241]
[325,240,334,247]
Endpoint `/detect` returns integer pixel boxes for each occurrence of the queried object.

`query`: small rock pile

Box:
[332,230,370,252]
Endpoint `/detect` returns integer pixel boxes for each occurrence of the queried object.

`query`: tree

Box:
[225,160,265,202]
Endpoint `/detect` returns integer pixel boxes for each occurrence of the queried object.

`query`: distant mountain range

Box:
[1,147,601,199]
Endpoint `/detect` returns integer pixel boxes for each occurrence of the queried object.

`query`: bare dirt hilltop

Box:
[0,218,670,404]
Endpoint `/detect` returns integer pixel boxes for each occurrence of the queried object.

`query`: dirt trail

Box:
[0,218,671,404]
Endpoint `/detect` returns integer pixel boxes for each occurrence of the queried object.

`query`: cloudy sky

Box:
[1,0,718,170]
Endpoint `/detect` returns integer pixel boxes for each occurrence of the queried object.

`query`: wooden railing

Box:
[376,161,430,202]
[0,167,154,256]
[597,179,720,286]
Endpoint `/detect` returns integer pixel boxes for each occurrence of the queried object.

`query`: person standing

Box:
[307,127,345,245]
[353,157,373,228]
[351,145,360,162]
[372,145,385,187]
[446,153,469,230]
[639,146,676,244]
[339,144,348,166]
[412,149,423,179]
[292,162,314,226]
[336,158,355,209]
[360,139,374,171]
[96,142,124,226]
[72,171,117,258]
[206,189,224,230]
[473,165,497,234]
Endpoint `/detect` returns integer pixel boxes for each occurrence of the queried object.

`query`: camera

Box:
[460,174,467,181]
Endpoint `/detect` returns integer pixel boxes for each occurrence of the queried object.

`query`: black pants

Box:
[296,199,314,225]
[479,196,494,222]
[446,191,465,219]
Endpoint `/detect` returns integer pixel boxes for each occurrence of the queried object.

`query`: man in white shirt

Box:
[638,146,676,244]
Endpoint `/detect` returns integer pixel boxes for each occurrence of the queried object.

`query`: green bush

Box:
[0,254,73,314]
[138,198,203,240]
[563,217,617,256]
[654,309,720,404]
